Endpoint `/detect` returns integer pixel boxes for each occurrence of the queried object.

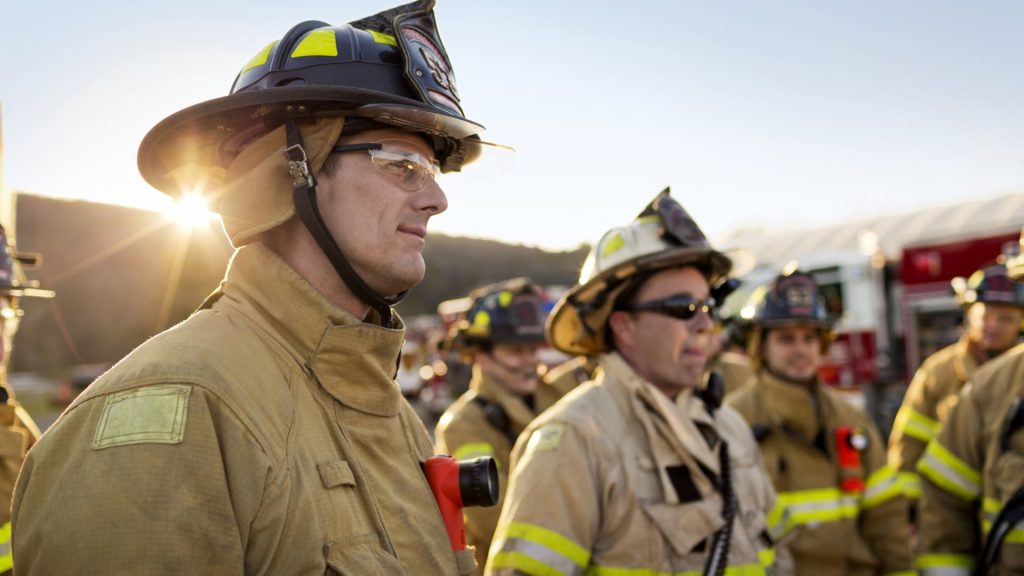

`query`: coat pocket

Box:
[642,499,724,560]
[324,533,407,575]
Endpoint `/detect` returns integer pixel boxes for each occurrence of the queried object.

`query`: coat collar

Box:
[219,244,404,416]
[953,333,983,385]
[471,367,538,434]
[600,352,720,474]
[754,369,821,442]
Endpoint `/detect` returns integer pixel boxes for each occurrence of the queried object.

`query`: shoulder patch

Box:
[93,385,192,450]
[525,423,566,453]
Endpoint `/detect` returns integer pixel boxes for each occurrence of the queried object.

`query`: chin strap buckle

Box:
[283,144,315,190]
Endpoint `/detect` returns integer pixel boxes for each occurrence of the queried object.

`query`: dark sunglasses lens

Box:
[664,302,698,320]
[663,299,715,321]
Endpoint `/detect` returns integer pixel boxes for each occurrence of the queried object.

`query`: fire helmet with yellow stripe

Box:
[450,278,548,356]
[139,0,486,200]
[546,188,753,356]
[951,260,1024,308]
[137,0,494,327]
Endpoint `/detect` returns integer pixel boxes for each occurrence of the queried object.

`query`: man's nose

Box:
[416,180,448,215]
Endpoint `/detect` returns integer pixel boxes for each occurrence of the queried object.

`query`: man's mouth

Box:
[398,225,426,239]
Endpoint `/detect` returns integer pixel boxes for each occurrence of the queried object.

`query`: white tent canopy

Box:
[715,192,1024,269]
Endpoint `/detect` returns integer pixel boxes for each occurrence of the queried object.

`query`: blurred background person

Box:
[434,277,549,574]
[888,260,1024,507]
[0,224,52,575]
[727,268,913,576]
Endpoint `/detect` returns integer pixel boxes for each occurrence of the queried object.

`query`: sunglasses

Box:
[332,141,441,191]
[622,295,717,321]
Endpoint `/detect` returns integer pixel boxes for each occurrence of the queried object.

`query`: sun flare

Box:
[166,193,215,230]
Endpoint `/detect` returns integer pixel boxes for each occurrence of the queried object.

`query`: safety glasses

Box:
[622,295,716,321]
[331,141,441,191]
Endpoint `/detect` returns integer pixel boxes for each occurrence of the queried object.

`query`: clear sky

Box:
[2,1,1023,251]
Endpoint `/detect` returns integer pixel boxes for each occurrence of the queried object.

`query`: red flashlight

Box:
[423,455,499,551]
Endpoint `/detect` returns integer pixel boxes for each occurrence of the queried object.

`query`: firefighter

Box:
[12,2,493,574]
[725,269,914,576]
[435,278,550,574]
[888,260,1024,503]
[0,225,51,575]
[487,189,783,575]
[916,234,1024,576]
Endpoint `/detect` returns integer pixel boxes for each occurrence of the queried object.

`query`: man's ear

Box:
[608,311,634,349]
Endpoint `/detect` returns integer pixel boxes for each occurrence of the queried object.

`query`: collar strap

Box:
[283,117,405,327]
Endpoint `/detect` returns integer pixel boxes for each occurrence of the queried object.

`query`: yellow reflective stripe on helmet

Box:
[601,233,626,258]
[898,407,940,443]
[452,442,495,461]
[862,465,903,509]
[474,310,492,328]
[916,441,981,501]
[367,29,398,46]
[0,521,10,572]
[291,29,338,58]
[767,487,859,538]
[898,472,922,499]
[499,291,513,307]
[493,521,590,575]
[240,41,278,73]
[916,553,973,576]
[583,563,765,576]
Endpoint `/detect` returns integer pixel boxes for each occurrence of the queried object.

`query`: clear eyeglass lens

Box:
[369,149,440,191]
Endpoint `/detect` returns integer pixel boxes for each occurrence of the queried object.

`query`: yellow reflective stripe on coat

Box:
[916,441,981,501]
[916,553,973,576]
[491,522,590,576]
[583,563,765,576]
[898,407,940,442]
[862,465,903,509]
[757,547,775,569]
[0,521,10,572]
[982,497,1024,544]
[898,471,922,499]
[884,573,918,576]
[452,442,495,461]
[767,487,859,538]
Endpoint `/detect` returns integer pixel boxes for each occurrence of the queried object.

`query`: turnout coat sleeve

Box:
[917,383,986,574]
[12,383,276,575]
[858,416,915,576]
[888,361,939,482]
[486,418,604,575]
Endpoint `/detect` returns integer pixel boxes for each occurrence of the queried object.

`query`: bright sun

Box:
[166,193,214,230]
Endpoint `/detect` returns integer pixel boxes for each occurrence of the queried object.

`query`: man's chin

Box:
[365,263,425,296]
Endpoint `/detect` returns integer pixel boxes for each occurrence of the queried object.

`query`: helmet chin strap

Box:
[283,117,406,328]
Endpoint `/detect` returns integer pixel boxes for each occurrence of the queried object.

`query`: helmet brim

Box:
[138,85,486,197]
[0,286,55,299]
[546,246,752,356]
